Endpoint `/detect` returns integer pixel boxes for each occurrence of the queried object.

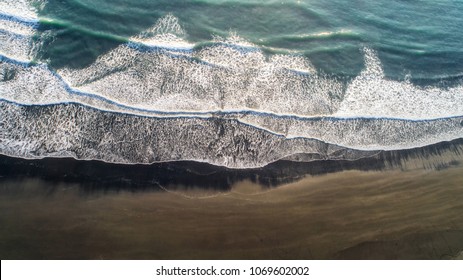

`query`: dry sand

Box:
[1,165,463,259]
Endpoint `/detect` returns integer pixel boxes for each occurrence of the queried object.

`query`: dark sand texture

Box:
[1,166,462,259]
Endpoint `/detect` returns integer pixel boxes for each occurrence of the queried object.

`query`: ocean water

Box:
[1,0,463,168]
[2,0,463,261]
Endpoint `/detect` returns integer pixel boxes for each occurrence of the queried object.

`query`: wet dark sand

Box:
[1,165,463,259]
[2,138,462,190]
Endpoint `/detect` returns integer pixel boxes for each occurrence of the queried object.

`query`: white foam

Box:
[2,57,462,157]
[130,14,194,50]
[138,13,185,37]
[239,113,463,151]
[0,61,71,103]
[57,20,463,120]
[0,31,33,62]
[335,48,463,119]
[0,0,44,62]
[1,13,463,168]
[2,100,461,168]
[1,9,462,121]
[59,29,343,116]
[0,0,44,22]
[0,17,39,62]
[0,17,36,36]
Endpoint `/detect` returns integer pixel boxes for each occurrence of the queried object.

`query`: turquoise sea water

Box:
[1,0,463,168]
[36,0,463,79]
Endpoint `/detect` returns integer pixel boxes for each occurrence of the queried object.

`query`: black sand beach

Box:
[0,139,462,259]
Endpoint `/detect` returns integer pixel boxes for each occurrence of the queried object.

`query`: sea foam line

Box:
[2,54,463,123]
[2,14,463,121]
[0,13,38,26]
[1,95,463,152]
[1,99,462,169]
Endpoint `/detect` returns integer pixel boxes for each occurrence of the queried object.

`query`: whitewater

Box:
[1,0,462,168]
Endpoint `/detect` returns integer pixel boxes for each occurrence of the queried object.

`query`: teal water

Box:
[36,0,463,79]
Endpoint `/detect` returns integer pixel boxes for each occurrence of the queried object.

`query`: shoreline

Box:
[1,138,462,190]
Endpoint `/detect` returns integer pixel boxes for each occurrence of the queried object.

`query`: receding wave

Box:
[2,100,461,168]
[1,3,463,168]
